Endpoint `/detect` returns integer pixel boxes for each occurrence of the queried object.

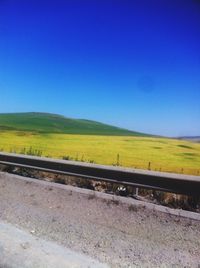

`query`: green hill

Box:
[0,112,148,136]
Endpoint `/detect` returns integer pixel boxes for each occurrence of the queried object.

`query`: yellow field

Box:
[0,131,200,175]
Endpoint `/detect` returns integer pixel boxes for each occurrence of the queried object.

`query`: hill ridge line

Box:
[0,112,149,136]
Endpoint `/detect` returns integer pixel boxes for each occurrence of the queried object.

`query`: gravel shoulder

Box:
[0,172,200,268]
[0,221,109,268]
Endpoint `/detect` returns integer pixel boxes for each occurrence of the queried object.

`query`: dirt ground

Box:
[0,172,200,268]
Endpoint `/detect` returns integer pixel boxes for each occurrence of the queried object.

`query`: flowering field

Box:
[0,131,200,176]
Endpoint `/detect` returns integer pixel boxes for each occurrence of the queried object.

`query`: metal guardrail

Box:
[0,152,199,196]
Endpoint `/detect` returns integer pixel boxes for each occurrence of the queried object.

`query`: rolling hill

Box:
[178,136,200,143]
[0,113,200,176]
[0,112,148,136]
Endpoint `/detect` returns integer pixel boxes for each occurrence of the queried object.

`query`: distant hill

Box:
[178,136,200,142]
[0,112,149,136]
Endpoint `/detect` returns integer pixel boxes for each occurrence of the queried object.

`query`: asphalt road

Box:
[0,172,200,267]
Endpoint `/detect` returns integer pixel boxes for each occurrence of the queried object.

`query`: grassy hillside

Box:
[0,112,199,176]
[0,112,147,136]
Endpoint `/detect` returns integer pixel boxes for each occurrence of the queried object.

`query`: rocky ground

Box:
[0,171,200,268]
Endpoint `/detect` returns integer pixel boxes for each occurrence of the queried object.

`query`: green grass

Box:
[0,112,199,176]
[0,112,147,136]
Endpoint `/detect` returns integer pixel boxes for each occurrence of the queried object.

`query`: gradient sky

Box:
[0,0,200,136]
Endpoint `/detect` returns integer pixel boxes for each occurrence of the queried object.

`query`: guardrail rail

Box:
[0,152,199,196]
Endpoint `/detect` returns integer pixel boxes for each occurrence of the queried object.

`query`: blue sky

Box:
[0,0,200,136]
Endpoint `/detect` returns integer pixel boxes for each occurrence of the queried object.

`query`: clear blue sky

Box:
[0,0,200,136]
